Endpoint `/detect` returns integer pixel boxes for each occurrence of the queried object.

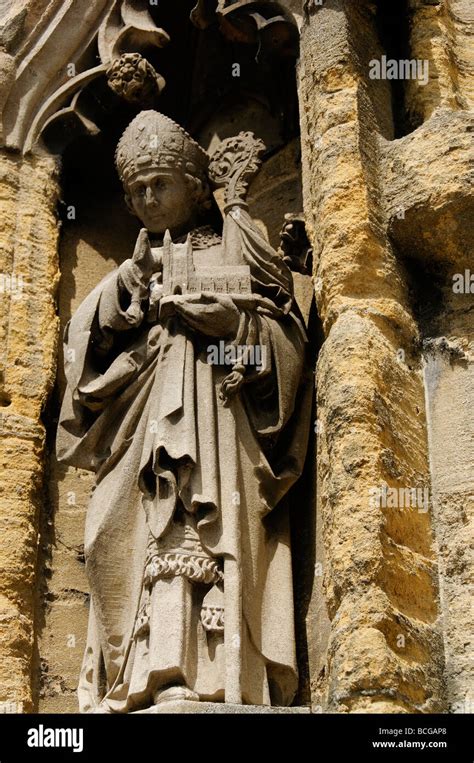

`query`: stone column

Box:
[299,0,446,712]
[0,152,60,711]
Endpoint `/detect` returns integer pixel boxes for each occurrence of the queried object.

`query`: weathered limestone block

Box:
[0,418,44,713]
[0,153,59,710]
[381,109,474,270]
[315,313,444,712]
[300,0,446,712]
[407,0,474,123]
[0,154,60,417]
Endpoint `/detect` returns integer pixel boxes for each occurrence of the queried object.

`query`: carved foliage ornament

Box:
[208,131,266,207]
[106,52,165,107]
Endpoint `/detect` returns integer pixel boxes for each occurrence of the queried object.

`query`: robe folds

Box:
[57,211,312,712]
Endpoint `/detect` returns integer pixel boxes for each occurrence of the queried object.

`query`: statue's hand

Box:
[131,228,157,283]
[118,229,160,327]
[171,293,240,338]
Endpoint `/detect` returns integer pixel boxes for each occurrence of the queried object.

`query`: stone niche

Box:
[18,0,319,712]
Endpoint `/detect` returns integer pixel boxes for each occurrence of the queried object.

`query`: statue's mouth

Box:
[146,207,162,218]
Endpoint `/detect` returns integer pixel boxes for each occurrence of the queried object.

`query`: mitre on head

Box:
[115,110,210,186]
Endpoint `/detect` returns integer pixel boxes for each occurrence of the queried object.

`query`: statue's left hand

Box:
[171,293,240,338]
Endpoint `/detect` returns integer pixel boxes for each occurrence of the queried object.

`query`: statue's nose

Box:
[145,186,156,205]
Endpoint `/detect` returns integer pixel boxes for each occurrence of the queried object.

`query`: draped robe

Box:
[57,210,312,712]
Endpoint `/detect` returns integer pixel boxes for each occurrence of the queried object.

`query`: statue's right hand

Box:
[118,229,157,327]
[131,228,156,283]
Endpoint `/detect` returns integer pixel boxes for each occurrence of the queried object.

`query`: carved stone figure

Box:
[57,110,311,712]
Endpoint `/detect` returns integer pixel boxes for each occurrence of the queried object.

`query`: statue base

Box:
[134,701,310,714]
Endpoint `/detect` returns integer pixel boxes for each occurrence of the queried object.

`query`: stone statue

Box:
[56,110,312,713]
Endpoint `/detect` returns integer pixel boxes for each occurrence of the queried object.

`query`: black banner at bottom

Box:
[0,711,470,760]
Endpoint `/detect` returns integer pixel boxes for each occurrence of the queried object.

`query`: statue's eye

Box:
[135,185,146,197]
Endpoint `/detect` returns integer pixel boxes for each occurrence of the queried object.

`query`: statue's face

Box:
[126,168,195,235]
